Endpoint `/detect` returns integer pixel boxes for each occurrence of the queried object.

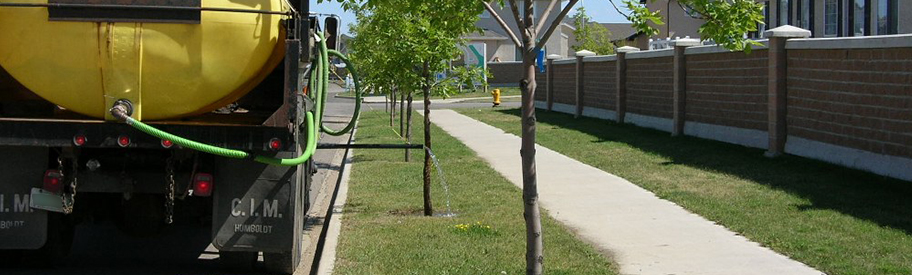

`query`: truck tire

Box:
[219,250,258,272]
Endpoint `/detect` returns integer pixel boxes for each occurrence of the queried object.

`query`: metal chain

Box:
[60,156,78,215]
[165,156,176,224]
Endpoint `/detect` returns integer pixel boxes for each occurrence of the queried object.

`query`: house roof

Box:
[600,23,637,41]
[464,29,510,41]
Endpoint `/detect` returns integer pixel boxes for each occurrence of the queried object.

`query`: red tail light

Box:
[192,173,213,197]
[43,170,64,194]
[161,139,174,148]
[73,135,87,146]
[117,135,131,147]
[268,138,282,151]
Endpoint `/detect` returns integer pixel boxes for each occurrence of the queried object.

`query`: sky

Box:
[308,0,632,36]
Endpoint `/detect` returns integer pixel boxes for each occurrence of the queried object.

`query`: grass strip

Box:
[458,107,912,275]
[333,110,618,274]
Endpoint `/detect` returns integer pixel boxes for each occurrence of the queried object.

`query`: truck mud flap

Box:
[212,151,304,253]
[0,146,48,249]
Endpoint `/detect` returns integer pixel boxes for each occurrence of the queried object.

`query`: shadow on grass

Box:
[495,108,912,235]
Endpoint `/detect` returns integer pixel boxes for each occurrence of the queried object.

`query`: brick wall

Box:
[514,34,912,180]
[582,61,616,111]
[626,56,674,119]
[487,62,523,86]
[787,48,912,159]
[551,63,576,105]
[686,50,769,131]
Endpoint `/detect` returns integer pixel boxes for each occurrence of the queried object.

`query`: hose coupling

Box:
[109,99,134,121]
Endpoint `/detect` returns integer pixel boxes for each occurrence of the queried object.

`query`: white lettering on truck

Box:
[0,220,26,230]
[231,198,243,217]
[227,198,283,218]
[263,199,279,218]
[14,194,30,213]
[0,194,33,213]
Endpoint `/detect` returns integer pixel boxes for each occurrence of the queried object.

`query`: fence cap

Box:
[764,25,811,38]
[546,54,563,60]
[575,50,596,57]
[672,38,701,47]
[617,46,640,53]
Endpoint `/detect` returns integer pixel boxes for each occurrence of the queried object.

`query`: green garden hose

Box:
[108,32,362,166]
[113,105,318,167]
[321,49,361,136]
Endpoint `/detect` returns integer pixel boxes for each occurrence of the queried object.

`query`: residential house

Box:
[768,0,908,37]
[629,0,909,49]
[469,0,576,62]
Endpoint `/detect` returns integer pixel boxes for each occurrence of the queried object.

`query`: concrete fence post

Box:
[764,26,811,157]
[546,54,561,112]
[615,46,640,123]
[671,39,701,136]
[575,50,596,118]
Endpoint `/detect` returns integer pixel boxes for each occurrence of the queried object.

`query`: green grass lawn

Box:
[461,96,523,104]
[339,87,521,100]
[457,107,912,275]
[333,110,618,274]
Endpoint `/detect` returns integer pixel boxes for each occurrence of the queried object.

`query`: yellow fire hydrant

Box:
[491,88,501,107]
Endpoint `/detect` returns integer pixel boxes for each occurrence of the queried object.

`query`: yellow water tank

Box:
[0,0,287,120]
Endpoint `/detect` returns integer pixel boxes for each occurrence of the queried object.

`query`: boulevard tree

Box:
[482,0,763,274]
[329,0,763,274]
[570,7,615,55]
[346,0,486,216]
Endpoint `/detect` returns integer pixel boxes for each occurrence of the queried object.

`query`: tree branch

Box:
[534,0,559,36]
[607,0,634,21]
[533,0,579,53]
[483,1,523,47]
[676,1,705,19]
[508,0,524,29]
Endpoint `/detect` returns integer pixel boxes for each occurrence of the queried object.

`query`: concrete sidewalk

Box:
[429,110,824,275]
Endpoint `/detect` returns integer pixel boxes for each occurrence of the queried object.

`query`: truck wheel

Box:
[264,252,298,274]
[219,250,258,272]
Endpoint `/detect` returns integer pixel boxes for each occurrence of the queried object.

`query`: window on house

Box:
[779,0,790,26]
[877,0,898,35]
[480,10,491,19]
[824,0,839,36]
[849,0,870,36]
[750,1,769,38]
[797,0,813,32]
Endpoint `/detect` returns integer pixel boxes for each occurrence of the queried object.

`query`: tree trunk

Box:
[519,1,543,274]
[390,88,396,127]
[400,90,405,138]
[384,87,389,113]
[406,93,413,162]
[422,61,433,217]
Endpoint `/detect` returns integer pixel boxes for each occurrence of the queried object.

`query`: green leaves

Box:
[624,0,663,37]
[621,0,764,52]
[344,0,488,96]
[570,7,616,55]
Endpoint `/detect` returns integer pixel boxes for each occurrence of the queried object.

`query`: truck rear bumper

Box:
[0,118,293,151]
